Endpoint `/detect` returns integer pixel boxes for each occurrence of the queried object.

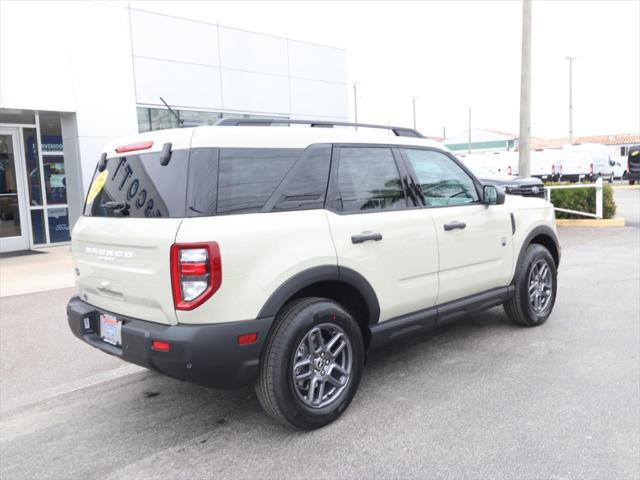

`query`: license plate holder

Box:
[99,313,122,347]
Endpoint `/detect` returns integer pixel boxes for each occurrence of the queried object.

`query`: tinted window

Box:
[216,148,302,215]
[84,151,188,218]
[187,149,218,217]
[404,149,479,206]
[335,147,406,212]
[270,144,331,211]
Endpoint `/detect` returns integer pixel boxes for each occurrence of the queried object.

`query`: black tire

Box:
[609,172,614,184]
[255,297,364,430]
[504,244,557,327]
[630,179,636,185]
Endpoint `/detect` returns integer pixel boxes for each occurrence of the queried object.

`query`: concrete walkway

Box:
[0,246,75,298]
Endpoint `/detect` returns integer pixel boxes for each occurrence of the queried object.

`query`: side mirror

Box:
[483,184,505,205]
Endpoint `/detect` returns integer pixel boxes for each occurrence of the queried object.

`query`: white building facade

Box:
[0,2,348,253]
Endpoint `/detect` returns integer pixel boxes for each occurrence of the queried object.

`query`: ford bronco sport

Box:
[67,119,560,429]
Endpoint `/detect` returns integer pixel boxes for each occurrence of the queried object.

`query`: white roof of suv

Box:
[102,123,447,157]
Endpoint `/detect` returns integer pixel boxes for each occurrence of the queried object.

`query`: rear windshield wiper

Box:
[101,201,130,216]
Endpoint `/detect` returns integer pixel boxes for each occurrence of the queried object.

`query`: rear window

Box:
[85,146,330,218]
[84,151,189,218]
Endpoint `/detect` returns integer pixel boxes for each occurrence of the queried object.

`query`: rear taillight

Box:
[508,165,512,175]
[552,164,555,174]
[170,242,222,310]
[589,163,594,174]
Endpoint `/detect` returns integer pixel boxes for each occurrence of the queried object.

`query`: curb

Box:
[556,217,626,227]
[611,185,640,190]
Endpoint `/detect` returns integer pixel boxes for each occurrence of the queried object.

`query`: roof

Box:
[531,133,640,149]
[102,125,446,157]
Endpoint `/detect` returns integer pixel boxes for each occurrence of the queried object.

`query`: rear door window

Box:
[216,148,302,215]
[331,147,407,212]
[84,151,188,218]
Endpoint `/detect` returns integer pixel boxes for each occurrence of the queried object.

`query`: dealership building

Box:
[0,2,348,253]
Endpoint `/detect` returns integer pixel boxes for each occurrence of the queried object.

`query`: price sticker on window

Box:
[87,170,108,203]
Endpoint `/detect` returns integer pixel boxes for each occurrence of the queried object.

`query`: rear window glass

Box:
[85,146,328,218]
[84,151,188,218]
[217,148,302,215]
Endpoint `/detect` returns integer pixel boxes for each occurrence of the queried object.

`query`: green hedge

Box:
[549,183,616,219]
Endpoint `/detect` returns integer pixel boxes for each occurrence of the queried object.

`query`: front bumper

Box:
[67,296,274,389]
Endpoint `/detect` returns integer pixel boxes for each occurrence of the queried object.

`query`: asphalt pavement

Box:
[1,188,638,480]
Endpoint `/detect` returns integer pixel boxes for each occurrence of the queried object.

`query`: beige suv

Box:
[68,119,560,429]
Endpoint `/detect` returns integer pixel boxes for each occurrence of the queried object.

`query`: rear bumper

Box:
[67,296,274,389]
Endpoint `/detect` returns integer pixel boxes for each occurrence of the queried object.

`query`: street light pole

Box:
[353,82,360,128]
[518,0,532,178]
[412,96,417,130]
[468,107,472,154]
[566,56,576,144]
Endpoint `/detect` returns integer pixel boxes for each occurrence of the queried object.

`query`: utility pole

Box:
[566,56,576,143]
[411,96,417,130]
[468,108,472,153]
[353,81,360,129]
[518,0,532,178]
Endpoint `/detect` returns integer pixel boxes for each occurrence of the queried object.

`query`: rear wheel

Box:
[504,244,557,327]
[256,297,364,430]
[631,179,636,185]
[609,172,614,183]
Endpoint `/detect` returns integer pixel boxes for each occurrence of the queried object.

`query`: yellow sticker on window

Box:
[87,170,108,203]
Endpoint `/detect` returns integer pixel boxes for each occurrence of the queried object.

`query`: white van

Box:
[560,143,615,182]
[484,151,518,176]
[530,149,560,181]
[559,145,593,182]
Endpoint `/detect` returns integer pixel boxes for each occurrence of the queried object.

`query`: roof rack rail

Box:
[214,118,425,138]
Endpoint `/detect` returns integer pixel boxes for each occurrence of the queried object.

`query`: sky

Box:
[129,0,640,139]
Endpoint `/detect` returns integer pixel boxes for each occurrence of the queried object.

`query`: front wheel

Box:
[504,244,557,327]
[256,297,364,430]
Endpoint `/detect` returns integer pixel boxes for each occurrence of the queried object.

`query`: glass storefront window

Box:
[47,207,70,243]
[179,110,221,127]
[43,155,67,204]
[0,134,22,238]
[22,128,43,206]
[30,209,46,245]
[149,108,180,131]
[38,112,63,153]
[137,107,152,133]
[0,109,35,124]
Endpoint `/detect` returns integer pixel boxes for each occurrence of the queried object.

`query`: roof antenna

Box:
[159,97,183,127]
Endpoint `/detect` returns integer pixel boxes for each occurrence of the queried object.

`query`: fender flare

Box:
[513,225,561,282]
[256,265,381,325]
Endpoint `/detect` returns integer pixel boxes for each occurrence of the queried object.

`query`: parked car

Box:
[67,119,560,429]
[628,145,640,185]
[480,175,545,199]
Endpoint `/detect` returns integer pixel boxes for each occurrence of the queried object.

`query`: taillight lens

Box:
[552,164,555,174]
[508,165,512,176]
[589,163,594,174]
[170,242,222,310]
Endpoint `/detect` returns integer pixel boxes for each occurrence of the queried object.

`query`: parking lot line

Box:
[0,364,145,415]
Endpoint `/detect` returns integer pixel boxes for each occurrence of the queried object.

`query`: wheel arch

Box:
[257,266,380,349]
[514,225,561,282]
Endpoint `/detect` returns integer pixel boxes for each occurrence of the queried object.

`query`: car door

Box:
[400,147,514,305]
[325,145,439,323]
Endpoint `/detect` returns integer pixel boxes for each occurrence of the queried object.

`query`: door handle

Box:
[351,232,383,244]
[443,221,466,231]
